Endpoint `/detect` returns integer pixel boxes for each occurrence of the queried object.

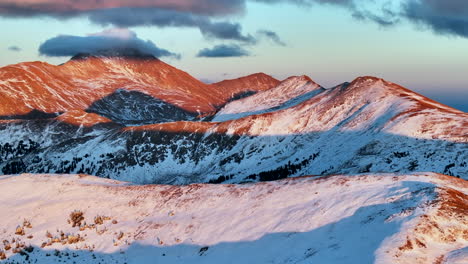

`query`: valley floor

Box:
[0,173,466,264]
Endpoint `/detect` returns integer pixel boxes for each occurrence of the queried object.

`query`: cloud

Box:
[0,0,245,16]
[257,30,286,46]
[2,0,468,39]
[0,1,253,43]
[87,8,255,43]
[38,28,179,58]
[197,44,250,58]
[256,0,468,38]
[8,46,21,51]
[403,0,468,37]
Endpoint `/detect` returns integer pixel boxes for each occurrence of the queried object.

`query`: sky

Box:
[0,0,467,111]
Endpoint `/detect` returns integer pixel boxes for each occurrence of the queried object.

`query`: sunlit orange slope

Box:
[212,73,280,96]
[0,56,278,117]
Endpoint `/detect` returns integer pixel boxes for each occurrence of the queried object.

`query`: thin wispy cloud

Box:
[257,30,286,46]
[257,0,468,38]
[7,46,21,52]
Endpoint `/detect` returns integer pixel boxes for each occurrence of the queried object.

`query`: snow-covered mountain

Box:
[212,73,280,100]
[213,75,324,122]
[0,172,466,264]
[0,55,278,124]
[0,57,466,184]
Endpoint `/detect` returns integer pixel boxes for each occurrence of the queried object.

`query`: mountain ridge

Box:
[0,57,466,183]
[0,57,279,119]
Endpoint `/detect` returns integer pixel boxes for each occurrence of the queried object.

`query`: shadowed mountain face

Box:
[86,90,197,125]
[0,109,61,120]
[0,121,465,184]
[0,58,466,183]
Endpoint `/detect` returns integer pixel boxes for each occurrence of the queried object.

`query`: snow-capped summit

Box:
[212,73,280,100]
[213,75,325,121]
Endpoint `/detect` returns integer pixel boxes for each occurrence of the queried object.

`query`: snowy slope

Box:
[0,172,466,264]
[0,56,466,183]
[0,77,466,183]
[0,56,278,122]
[213,75,324,122]
[212,73,280,100]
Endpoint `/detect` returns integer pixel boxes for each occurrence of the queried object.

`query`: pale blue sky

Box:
[1,1,467,111]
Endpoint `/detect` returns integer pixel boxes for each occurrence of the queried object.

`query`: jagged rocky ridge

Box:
[0,56,466,184]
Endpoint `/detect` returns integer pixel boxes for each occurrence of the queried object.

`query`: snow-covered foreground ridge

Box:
[0,173,466,264]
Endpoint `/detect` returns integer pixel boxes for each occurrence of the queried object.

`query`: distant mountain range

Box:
[0,55,466,183]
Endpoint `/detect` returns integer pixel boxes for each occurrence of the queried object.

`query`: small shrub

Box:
[23,219,32,229]
[70,211,85,227]
[15,226,25,236]
[24,245,34,253]
[199,246,209,256]
[94,216,103,225]
[67,235,81,244]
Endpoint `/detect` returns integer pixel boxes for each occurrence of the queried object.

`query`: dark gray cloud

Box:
[87,8,255,43]
[257,30,286,46]
[38,28,179,58]
[403,0,468,37]
[257,0,468,38]
[197,44,250,57]
[2,0,468,39]
[0,0,245,16]
[8,46,21,51]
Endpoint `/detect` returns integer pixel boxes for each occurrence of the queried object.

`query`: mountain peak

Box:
[212,72,280,102]
[342,76,395,94]
[283,75,315,83]
[348,76,385,87]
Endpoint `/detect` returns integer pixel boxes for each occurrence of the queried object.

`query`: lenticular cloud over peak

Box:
[38,28,180,59]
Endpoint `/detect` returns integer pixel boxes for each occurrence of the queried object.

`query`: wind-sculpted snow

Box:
[0,173,466,264]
